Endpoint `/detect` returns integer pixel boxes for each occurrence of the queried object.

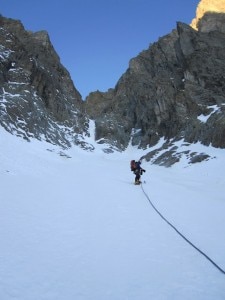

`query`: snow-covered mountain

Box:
[1,7,225,163]
[1,126,225,300]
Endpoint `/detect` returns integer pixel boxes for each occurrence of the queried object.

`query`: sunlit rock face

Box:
[191,0,225,30]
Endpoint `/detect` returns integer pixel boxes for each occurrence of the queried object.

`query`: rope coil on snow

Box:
[141,184,225,275]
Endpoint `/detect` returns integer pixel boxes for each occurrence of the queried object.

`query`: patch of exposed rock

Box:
[140,140,212,167]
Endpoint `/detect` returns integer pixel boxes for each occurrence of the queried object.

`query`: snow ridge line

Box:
[140,184,225,275]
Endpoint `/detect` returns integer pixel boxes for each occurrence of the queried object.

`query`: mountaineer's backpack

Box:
[130,160,136,172]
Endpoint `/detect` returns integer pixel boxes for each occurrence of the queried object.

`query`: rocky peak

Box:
[85,16,225,164]
[0,16,25,35]
[32,30,50,46]
[0,15,90,149]
[191,0,225,31]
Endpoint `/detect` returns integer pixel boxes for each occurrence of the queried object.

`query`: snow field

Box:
[0,129,225,300]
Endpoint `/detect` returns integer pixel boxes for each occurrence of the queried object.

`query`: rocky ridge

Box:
[85,8,225,165]
[0,16,90,150]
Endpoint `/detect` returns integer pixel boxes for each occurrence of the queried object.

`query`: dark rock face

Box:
[197,12,225,33]
[0,16,89,149]
[85,13,225,152]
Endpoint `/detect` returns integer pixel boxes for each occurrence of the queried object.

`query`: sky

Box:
[1,125,225,299]
[1,0,199,98]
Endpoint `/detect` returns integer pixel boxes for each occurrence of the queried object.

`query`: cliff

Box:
[85,9,225,164]
[0,16,90,149]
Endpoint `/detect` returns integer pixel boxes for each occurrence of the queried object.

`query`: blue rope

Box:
[141,184,225,275]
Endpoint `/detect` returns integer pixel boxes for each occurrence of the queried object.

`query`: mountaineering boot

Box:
[134,180,141,185]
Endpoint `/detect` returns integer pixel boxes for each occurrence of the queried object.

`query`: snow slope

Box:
[0,127,225,300]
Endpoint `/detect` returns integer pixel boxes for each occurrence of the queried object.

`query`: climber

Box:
[131,160,146,185]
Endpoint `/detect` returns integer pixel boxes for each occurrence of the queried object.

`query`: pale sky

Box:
[1,0,199,99]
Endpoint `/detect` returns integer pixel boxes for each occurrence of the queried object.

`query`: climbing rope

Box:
[141,184,225,275]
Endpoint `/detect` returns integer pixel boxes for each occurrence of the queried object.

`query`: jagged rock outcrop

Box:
[0,16,90,149]
[85,13,225,157]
